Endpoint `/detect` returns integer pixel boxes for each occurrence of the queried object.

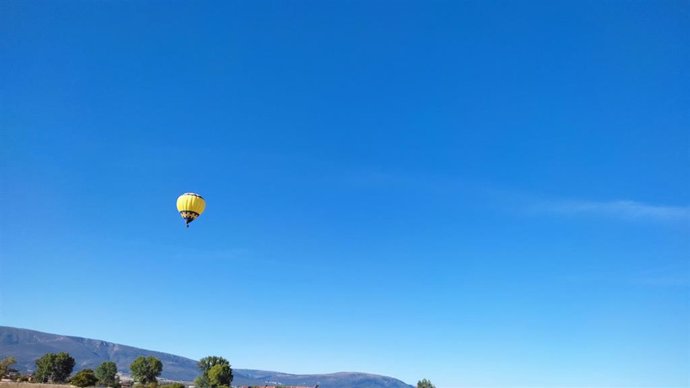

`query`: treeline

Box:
[0,354,232,388]
[2,354,435,388]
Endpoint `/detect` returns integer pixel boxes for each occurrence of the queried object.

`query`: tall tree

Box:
[130,356,162,385]
[95,361,119,387]
[207,364,232,388]
[195,356,232,388]
[417,379,436,388]
[34,352,75,383]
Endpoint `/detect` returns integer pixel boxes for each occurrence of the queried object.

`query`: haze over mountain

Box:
[0,327,413,388]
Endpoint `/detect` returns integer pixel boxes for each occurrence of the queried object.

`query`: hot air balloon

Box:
[176,193,206,227]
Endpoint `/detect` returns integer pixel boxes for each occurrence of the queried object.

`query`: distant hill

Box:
[0,327,413,388]
[0,327,198,381]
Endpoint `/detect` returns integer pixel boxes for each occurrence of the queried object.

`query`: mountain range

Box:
[0,326,413,388]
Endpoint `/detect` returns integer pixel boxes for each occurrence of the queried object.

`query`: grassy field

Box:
[0,383,73,388]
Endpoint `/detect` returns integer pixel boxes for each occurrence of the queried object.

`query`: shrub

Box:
[71,369,99,387]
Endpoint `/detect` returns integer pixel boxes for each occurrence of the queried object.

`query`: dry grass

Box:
[0,383,74,388]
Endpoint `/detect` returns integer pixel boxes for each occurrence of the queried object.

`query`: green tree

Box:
[71,369,99,387]
[417,379,436,388]
[194,374,210,388]
[95,361,119,387]
[130,356,162,385]
[195,356,232,388]
[207,364,231,388]
[34,352,76,383]
[0,356,16,378]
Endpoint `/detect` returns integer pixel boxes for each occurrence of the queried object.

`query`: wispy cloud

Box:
[337,167,690,224]
[531,199,690,222]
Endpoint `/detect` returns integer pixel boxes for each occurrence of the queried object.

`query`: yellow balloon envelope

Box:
[177,193,206,227]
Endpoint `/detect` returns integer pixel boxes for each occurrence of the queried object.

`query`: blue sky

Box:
[1,1,688,387]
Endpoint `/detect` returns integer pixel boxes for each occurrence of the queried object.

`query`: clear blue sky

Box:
[1,1,688,387]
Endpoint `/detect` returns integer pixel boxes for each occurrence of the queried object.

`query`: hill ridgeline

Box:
[0,326,413,388]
